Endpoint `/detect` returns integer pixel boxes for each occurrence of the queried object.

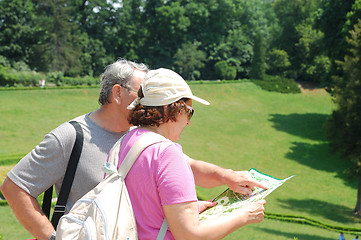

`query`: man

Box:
[1,59,267,240]
[339,232,345,240]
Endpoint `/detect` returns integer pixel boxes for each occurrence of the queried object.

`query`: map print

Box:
[199,168,295,221]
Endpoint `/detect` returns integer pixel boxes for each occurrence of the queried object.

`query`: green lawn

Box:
[0,82,360,239]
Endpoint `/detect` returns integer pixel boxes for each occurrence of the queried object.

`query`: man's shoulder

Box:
[70,114,87,124]
[50,114,88,140]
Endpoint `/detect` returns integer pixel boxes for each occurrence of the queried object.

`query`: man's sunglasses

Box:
[186,105,194,120]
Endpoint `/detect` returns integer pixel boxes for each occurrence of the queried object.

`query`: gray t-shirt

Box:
[7,113,126,212]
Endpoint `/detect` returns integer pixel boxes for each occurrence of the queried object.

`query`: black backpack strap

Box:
[41,121,84,227]
[42,185,53,219]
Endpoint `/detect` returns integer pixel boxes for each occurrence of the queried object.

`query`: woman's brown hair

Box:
[128,98,190,127]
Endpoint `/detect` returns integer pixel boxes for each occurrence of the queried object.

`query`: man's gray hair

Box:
[98,59,149,105]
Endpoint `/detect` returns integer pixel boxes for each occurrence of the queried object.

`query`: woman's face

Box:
[167,100,192,142]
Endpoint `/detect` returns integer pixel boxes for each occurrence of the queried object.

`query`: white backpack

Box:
[56,132,169,240]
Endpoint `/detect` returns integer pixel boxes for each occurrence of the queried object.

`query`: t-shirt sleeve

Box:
[155,144,197,206]
[7,124,74,198]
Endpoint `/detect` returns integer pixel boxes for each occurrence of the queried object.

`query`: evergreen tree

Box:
[34,0,82,74]
[250,31,266,80]
[326,20,361,215]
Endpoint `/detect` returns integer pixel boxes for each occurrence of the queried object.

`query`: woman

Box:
[120,68,266,239]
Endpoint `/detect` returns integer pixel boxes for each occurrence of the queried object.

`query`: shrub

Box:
[47,71,64,86]
[12,61,31,72]
[267,49,291,76]
[0,66,13,86]
[0,55,10,68]
[215,61,228,79]
[0,66,98,88]
[305,55,331,83]
[251,75,301,94]
[62,76,99,86]
[215,61,237,80]
[0,67,46,87]
[226,66,237,80]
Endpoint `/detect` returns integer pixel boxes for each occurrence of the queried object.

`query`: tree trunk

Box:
[354,175,361,216]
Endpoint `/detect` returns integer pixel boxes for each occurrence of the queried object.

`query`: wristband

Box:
[48,230,56,240]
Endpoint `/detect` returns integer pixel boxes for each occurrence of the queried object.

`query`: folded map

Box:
[199,168,295,221]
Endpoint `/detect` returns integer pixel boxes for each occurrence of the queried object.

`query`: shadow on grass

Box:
[269,113,356,188]
[260,227,338,240]
[286,142,352,182]
[277,198,361,225]
[269,113,329,142]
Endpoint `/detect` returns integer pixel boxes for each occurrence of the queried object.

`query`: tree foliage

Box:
[316,0,355,86]
[267,49,291,76]
[250,31,266,80]
[174,41,206,80]
[0,0,40,63]
[0,0,358,84]
[214,60,236,80]
[326,20,361,214]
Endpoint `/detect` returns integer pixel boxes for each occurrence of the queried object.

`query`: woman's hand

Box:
[224,170,269,195]
[240,200,266,224]
[198,200,217,213]
[163,199,266,239]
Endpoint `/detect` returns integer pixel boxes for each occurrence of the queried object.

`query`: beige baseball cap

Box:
[127,68,210,109]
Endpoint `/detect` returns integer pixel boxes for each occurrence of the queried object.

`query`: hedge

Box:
[251,75,301,94]
[0,67,99,88]
[265,212,361,235]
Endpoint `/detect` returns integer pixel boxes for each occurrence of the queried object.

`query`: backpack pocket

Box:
[56,214,97,240]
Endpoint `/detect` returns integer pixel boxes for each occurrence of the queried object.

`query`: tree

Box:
[317,0,355,86]
[326,20,361,215]
[0,0,40,65]
[116,0,147,61]
[147,2,190,68]
[294,20,325,81]
[209,23,253,78]
[317,0,355,62]
[250,31,266,80]
[34,0,82,74]
[183,0,235,47]
[181,0,236,79]
[272,0,321,79]
[344,0,361,33]
[174,41,206,80]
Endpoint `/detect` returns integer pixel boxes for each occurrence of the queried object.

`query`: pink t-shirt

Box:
[117,128,198,240]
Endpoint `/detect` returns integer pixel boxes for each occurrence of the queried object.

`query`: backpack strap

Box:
[156,218,168,240]
[118,132,168,178]
[114,131,170,239]
[42,186,53,219]
[42,121,84,227]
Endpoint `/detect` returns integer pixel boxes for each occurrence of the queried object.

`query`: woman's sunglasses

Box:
[186,105,194,120]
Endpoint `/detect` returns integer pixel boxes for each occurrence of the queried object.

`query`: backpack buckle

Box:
[54,205,66,213]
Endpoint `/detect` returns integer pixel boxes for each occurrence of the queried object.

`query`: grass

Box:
[0,88,100,154]
[0,83,359,239]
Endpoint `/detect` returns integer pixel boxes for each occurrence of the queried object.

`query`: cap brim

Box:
[190,95,210,105]
[127,98,140,110]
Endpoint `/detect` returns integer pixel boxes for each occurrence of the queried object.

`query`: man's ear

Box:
[111,84,123,104]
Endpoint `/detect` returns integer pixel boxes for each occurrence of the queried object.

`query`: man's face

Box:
[122,69,146,108]
[130,69,146,93]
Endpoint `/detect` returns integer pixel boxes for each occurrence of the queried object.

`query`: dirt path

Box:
[297,81,328,95]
